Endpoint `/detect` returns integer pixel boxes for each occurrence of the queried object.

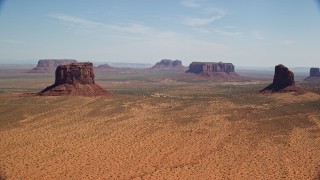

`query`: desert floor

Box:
[0,69,320,179]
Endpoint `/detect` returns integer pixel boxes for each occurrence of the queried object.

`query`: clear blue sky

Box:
[0,0,320,67]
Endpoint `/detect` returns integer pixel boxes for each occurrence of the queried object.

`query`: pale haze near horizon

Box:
[0,0,319,67]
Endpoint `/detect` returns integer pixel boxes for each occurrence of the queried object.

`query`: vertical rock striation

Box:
[55,63,95,85]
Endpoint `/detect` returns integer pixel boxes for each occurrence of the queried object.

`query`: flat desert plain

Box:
[0,69,320,179]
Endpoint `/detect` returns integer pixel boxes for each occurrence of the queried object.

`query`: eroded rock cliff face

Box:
[55,63,95,85]
[151,59,184,69]
[28,59,77,73]
[261,64,300,92]
[186,62,235,74]
[38,62,110,96]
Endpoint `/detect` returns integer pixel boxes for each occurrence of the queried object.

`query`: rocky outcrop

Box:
[305,67,320,82]
[151,59,185,69]
[28,59,77,73]
[187,62,235,74]
[261,64,300,92]
[38,62,110,96]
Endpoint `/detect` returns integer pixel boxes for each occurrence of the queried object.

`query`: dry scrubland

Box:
[0,69,320,179]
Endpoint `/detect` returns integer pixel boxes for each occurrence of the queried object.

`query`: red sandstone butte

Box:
[38,62,110,96]
[261,64,301,92]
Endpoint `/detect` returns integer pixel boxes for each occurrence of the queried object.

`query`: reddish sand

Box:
[0,92,319,179]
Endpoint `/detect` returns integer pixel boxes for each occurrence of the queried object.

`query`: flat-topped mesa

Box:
[310,68,320,77]
[261,64,300,92]
[55,62,95,85]
[151,59,184,69]
[38,62,110,96]
[187,62,235,74]
[29,59,78,73]
[155,59,182,66]
[37,59,77,67]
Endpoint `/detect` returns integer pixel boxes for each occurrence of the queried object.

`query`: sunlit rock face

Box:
[54,63,95,85]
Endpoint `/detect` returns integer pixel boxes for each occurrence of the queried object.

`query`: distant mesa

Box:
[151,59,185,70]
[187,62,235,74]
[310,67,320,77]
[185,61,240,80]
[95,64,115,71]
[28,59,78,73]
[38,62,110,96]
[96,64,114,69]
[305,67,320,82]
[37,59,78,67]
[261,64,301,92]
